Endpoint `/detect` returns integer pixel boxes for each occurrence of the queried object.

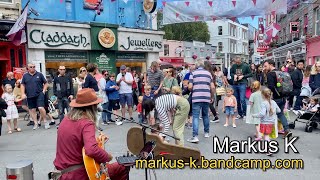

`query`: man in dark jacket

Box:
[230,56,252,119]
[263,60,292,138]
[310,62,320,92]
[291,60,304,110]
[53,66,74,125]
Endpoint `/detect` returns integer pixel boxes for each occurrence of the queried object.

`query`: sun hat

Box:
[69,88,102,107]
[120,65,126,70]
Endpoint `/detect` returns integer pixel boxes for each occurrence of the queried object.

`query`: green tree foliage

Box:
[157,11,210,42]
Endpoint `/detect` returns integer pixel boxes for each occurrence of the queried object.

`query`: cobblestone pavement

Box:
[0,110,319,180]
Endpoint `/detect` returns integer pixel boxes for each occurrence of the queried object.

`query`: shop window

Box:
[218,42,223,52]
[0,0,13,3]
[185,48,191,57]
[315,8,320,36]
[164,44,169,56]
[218,26,223,35]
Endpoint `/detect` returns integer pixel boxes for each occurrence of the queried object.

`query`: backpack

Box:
[274,71,293,97]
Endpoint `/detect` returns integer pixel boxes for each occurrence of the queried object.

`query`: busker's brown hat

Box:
[70,88,102,107]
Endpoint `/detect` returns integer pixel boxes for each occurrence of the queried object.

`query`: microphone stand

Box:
[102,110,179,180]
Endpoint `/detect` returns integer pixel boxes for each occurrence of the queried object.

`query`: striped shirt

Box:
[147,68,164,88]
[155,94,177,133]
[189,67,213,103]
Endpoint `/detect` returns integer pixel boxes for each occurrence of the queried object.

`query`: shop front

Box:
[117,27,164,73]
[89,23,118,73]
[306,36,320,65]
[27,19,91,77]
[273,39,306,66]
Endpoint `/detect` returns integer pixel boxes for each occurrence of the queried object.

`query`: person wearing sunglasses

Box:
[2,72,16,92]
[53,66,74,127]
[309,61,320,92]
[21,63,50,130]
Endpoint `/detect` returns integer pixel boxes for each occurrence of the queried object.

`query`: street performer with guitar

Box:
[52,88,128,180]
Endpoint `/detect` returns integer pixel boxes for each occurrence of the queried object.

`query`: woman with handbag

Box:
[162,68,178,94]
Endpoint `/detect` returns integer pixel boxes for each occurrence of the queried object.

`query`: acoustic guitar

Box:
[83,133,110,180]
[127,127,201,163]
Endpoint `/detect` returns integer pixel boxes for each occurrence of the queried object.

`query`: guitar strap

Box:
[48,164,84,180]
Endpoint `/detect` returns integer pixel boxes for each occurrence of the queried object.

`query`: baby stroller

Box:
[289,88,320,133]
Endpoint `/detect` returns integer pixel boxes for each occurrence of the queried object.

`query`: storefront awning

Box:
[159,57,185,69]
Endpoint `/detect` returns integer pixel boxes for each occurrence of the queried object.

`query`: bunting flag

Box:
[212,16,216,22]
[252,0,257,6]
[230,17,236,22]
[162,0,288,25]
[162,1,166,7]
[194,16,199,21]
[271,10,276,17]
[232,0,236,7]
[60,0,63,3]
[272,0,276,3]
[6,5,28,46]
[111,0,116,2]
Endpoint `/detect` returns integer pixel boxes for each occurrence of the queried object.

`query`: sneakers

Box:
[243,116,246,121]
[224,124,228,127]
[236,115,243,120]
[32,124,39,130]
[27,121,34,126]
[45,122,50,129]
[115,120,123,126]
[283,131,292,139]
[292,110,299,116]
[187,136,199,143]
[233,124,237,128]
[204,133,210,138]
[210,116,220,123]
[97,127,103,131]
[49,121,56,125]
[130,117,134,121]
[101,122,109,126]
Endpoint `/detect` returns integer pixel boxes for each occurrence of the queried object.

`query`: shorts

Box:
[27,93,45,109]
[119,93,133,106]
[109,99,120,110]
[225,106,235,115]
[21,99,28,106]
[260,124,274,135]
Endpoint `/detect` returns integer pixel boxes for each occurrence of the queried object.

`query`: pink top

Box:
[54,117,110,180]
[224,95,237,107]
[302,76,310,85]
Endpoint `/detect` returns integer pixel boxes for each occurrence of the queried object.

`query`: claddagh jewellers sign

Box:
[27,24,91,50]
[118,31,163,52]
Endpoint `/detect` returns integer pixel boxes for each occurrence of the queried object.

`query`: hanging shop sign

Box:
[89,51,116,73]
[98,28,116,48]
[45,51,88,61]
[27,22,91,50]
[118,31,163,52]
[90,23,118,51]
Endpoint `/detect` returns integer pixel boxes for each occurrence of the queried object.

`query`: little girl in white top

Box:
[1,84,22,134]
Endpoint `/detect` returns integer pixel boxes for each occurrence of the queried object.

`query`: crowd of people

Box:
[0,57,319,178]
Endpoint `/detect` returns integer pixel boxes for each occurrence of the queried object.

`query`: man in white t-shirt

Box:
[116,65,134,121]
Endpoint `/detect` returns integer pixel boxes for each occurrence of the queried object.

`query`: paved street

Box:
[0,110,319,180]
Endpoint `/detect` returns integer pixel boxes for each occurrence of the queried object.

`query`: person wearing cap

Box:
[53,88,128,179]
[116,65,134,121]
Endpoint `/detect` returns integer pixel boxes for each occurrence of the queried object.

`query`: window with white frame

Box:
[0,0,13,3]
[315,8,320,36]
[185,47,191,57]
[218,42,223,52]
[164,44,169,56]
[218,26,223,35]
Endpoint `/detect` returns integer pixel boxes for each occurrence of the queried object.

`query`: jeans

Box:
[293,89,302,110]
[232,84,247,116]
[274,98,289,131]
[101,102,111,123]
[192,102,210,137]
[58,97,70,122]
[209,102,217,117]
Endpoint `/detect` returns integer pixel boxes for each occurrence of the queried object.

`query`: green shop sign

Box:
[116,53,145,60]
[45,51,88,61]
[90,23,118,51]
[89,51,116,73]
[30,29,90,48]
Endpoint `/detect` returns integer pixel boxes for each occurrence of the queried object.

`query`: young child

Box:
[246,81,263,140]
[137,96,143,124]
[171,86,182,96]
[294,97,319,116]
[253,88,280,156]
[143,85,155,125]
[106,73,122,125]
[222,88,237,128]
[1,84,21,134]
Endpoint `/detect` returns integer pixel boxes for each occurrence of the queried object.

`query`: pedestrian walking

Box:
[21,63,50,130]
[2,72,16,91]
